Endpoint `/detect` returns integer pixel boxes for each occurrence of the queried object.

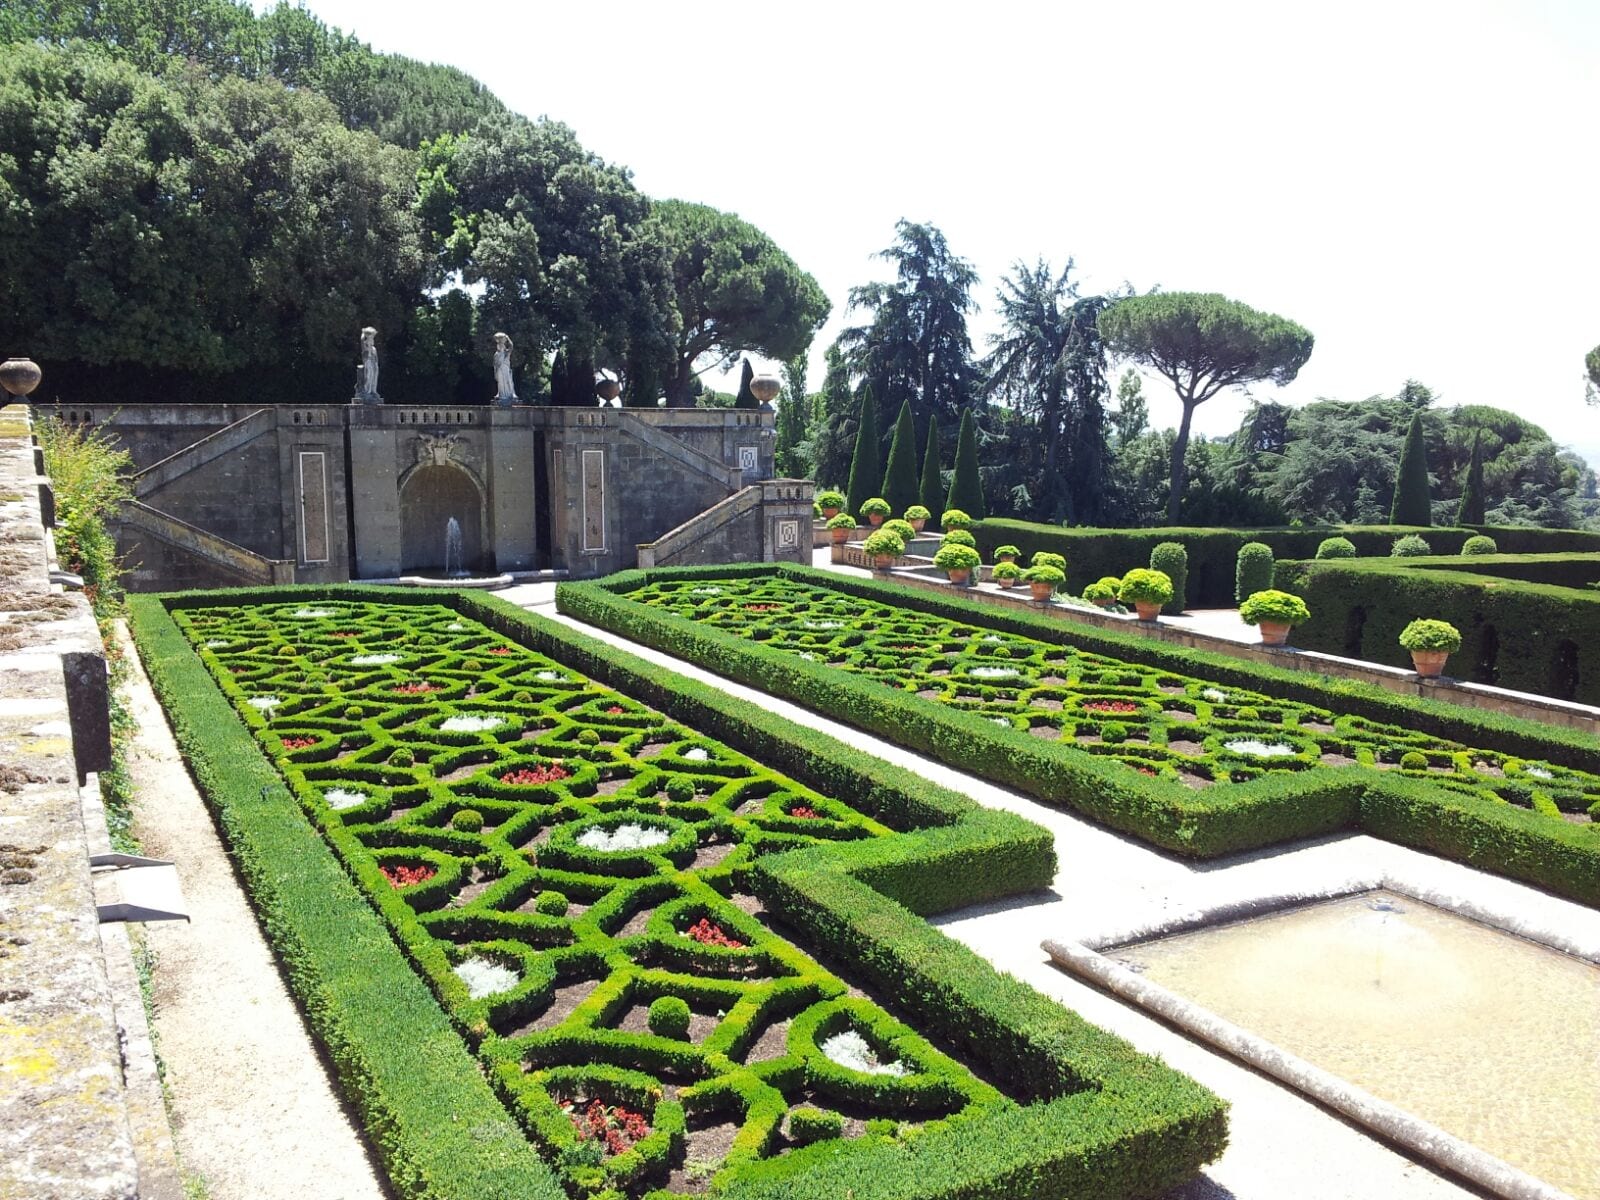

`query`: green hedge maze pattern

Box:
[174,601,1006,1197]
[630,578,1600,824]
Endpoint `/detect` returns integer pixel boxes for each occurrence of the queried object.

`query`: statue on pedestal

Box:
[354,326,382,403]
[492,332,518,405]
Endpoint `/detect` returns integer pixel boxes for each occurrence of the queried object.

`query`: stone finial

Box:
[0,357,42,398]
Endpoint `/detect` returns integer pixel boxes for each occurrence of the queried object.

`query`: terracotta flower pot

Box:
[909,518,926,533]
[947,568,971,585]
[1411,649,1450,677]
[998,576,1018,589]
[1028,582,1054,602]
[872,554,894,571]
[1092,598,1112,609]
[830,527,849,545]
[998,554,1016,565]
[821,506,840,520]
[867,512,886,527]
[1258,621,1292,646]
[1134,600,1161,622]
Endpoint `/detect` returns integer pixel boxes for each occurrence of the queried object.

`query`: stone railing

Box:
[132,407,275,498]
[117,500,295,587]
[638,480,813,569]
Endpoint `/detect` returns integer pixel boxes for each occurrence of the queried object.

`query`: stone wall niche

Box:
[399,463,485,574]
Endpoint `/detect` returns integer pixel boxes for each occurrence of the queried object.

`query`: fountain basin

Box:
[395,573,514,590]
[1046,888,1600,1200]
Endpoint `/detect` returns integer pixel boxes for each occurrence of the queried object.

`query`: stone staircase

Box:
[637,479,814,569]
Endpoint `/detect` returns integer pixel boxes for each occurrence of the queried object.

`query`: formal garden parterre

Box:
[559,565,1600,907]
[129,587,1226,1200]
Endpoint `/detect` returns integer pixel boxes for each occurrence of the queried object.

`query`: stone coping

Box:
[1045,870,1595,1200]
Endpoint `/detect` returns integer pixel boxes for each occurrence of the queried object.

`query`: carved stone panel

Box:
[581,449,606,552]
[298,450,330,563]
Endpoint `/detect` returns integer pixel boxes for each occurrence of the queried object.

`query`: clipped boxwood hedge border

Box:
[1275,553,1600,705]
[129,585,1227,1200]
[557,565,1600,907]
[969,518,1600,609]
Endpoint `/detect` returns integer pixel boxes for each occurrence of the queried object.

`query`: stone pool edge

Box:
[1044,874,1595,1200]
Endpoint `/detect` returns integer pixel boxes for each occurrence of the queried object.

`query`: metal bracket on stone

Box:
[91,856,189,924]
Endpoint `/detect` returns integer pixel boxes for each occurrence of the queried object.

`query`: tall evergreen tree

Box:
[733,357,758,409]
[844,387,881,517]
[919,417,944,523]
[1455,428,1485,525]
[1390,411,1432,525]
[945,409,985,518]
[774,353,808,477]
[881,400,921,516]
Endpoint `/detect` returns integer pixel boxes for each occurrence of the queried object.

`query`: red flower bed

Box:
[788,805,821,820]
[280,736,318,750]
[1135,766,1158,777]
[745,603,781,613]
[604,705,625,715]
[330,631,355,638]
[393,681,439,694]
[563,1099,651,1158]
[500,762,570,786]
[684,917,744,949]
[380,863,435,887]
[1083,700,1141,715]
[490,647,513,656]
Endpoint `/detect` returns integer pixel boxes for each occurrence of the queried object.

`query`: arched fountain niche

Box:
[399,464,486,575]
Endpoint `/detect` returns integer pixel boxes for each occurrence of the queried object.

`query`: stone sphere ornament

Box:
[0,357,42,398]
[750,373,781,404]
[594,375,621,403]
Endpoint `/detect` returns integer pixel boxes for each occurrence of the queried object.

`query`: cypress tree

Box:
[1390,412,1432,526]
[881,400,921,516]
[733,357,759,409]
[844,386,881,518]
[944,409,985,518]
[919,417,944,524]
[1455,428,1486,525]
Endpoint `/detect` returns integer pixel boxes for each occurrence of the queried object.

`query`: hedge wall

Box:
[971,518,1600,608]
[558,565,1600,908]
[129,585,1227,1200]
[1275,555,1600,705]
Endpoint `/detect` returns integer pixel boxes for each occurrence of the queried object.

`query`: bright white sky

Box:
[273,0,1599,461]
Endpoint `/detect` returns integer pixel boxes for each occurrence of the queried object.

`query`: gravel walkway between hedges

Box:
[116,621,389,1200]
[540,583,1600,1200]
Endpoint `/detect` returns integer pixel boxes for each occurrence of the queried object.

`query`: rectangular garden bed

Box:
[128,587,1225,1200]
[557,565,1600,908]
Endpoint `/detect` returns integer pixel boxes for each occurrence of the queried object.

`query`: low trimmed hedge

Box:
[1275,554,1600,704]
[971,518,1600,607]
[131,583,1227,1200]
[559,565,1600,907]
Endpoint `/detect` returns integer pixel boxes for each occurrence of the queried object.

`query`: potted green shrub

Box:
[861,528,905,570]
[941,529,977,548]
[1119,568,1173,622]
[1391,534,1432,557]
[1398,618,1461,677]
[1238,589,1311,646]
[860,496,891,527]
[1022,563,1064,601]
[994,544,1021,564]
[1316,536,1357,559]
[815,489,846,520]
[904,504,931,533]
[941,508,973,531]
[1461,534,1498,555]
[882,518,917,543]
[1082,578,1118,608]
[825,513,857,545]
[992,560,1023,589]
[1031,550,1066,572]
[932,542,981,584]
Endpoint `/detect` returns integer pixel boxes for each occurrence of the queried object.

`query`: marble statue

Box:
[355,326,381,402]
[492,332,517,404]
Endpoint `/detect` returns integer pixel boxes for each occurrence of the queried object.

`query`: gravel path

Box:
[116,622,388,1200]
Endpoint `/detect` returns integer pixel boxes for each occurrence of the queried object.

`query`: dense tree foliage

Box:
[1587,344,1600,406]
[774,353,809,477]
[647,200,827,406]
[1100,293,1314,521]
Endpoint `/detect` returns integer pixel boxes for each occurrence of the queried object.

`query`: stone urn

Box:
[1133,601,1161,622]
[1029,581,1054,602]
[1410,650,1450,677]
[0,357,42,398]
[594,377,621,403]
[750,374,781,405]
[1257,621,1292,646]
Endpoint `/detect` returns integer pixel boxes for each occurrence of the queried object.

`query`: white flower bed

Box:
[803,620,843,630]
[690,586,724,596]
[1201,687,1228,703]
[447,622,465,631]
[535,670,566,682]
[1526,766,1554,780]
[1224,739,1296,758]
[247,695,281,710]
[441,714,503,733]
[350,653,401,666]
[682,747,710,762]
[981,635,1003,643]
[577,823,670,852]
[204,639,229,649]
[324,788,366,811]
[968,666,1018,680]
[291,608,334,619]
[455,957,520,999]
[820,1029,907,1077]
